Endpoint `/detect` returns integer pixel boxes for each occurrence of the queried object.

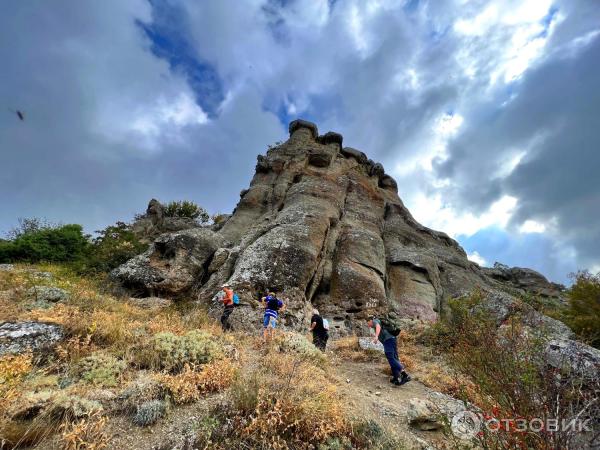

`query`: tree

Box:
[564,271,600,348]
[78,221,148,274]
[163,200,209,223]
[0,223,89,263]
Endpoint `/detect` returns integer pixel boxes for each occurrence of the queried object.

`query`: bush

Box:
[563,271,600,348]
[163,200,209,223]
[77,352,126,387]
[430,291,599,449]
[157,359,236,404]
[224,353,348,448]
[276,332,327,364]
[78,221,148,274]
[0,223,90,263]
[135,330,223,372]
[132,400,166,427]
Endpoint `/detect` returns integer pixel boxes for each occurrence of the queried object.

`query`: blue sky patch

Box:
[136,2,224,118]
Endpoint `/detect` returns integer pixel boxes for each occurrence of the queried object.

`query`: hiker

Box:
[310,308,329,351]
[219,283,235,331]
[368,317,411,386]
[261,291,285,341]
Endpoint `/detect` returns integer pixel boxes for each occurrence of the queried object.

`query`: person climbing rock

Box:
[261,291,285,341]
[310,308,329,351]
[219,283,235,331]
[367,317,411,386]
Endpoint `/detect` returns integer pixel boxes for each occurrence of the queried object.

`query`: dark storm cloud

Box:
[435,30,600,269]
[1,0,599,280]
[0,1,284,234]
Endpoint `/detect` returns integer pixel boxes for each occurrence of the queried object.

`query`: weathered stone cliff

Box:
[112,120,565,334]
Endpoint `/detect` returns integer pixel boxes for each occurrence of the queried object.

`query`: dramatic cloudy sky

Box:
[1,0,599,283]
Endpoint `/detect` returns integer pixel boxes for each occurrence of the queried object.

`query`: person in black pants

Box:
[310,308,329,351]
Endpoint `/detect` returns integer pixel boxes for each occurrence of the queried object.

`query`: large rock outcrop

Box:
[112,120,569,334]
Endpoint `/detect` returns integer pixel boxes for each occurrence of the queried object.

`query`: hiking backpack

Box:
[233,293,240,305]
[266,296,280,311]
[322,318,330,331]
[379,313,402,337]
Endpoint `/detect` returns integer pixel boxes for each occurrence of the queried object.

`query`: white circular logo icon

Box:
[451,410,481,439]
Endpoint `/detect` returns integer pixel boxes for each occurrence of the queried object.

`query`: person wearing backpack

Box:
[309,308,329,351]
[219,283,235,331]
[368,316,411,386]
[261,291,285,341]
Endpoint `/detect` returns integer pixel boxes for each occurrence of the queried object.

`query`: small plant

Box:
[132,399,166,427]
[59,410,109,450]
[163,200,209,223]
[77,352,126,387]
[136,330,223,373]
[0,352,33,395]
[157,359,236,404]
[276,332,327,364]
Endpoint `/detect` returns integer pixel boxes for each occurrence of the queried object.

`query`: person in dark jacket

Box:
[368,317,411,386]
[261,291,285,341]
[310,308,329,351]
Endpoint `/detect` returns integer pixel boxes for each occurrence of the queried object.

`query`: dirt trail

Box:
[331,356,447,448]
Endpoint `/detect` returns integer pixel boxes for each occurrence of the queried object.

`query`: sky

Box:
[1,0,599,284]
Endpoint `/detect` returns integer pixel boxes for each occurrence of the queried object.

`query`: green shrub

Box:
[0,223,90,264]
[132,400,166,427]
[78,221,148,274]
[431,291,598,449]
[163,200,209,223]
[563,271,600,348]
[137,330,222,373]
[77,352,126,387]
[277,332,327,364]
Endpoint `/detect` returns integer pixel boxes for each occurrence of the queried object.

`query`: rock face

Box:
[482,262,565,300]
[112,119,571,335]
[111,228,225,297]
[0,321,64,355]
[131,198,201,242]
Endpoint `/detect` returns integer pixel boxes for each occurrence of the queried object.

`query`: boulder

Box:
[544,338,600,380]
[358,337,384,353]
[26,286,69,303]
[111,228,224,296]
[0,264,15,271]
[0,321,64,355]
[128,297,173,310]
[406,399,444,431]
[317,131,343,147]
[288,119,318,139]
[483,263,565,299]
[341,147,368,164]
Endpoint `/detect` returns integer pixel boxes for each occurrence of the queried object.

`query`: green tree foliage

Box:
[78,222,148,274]
[564,271,600,348]
[163,200,209,223]
[0,223,89,263]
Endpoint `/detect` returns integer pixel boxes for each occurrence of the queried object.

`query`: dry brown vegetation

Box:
[0,264,406,449]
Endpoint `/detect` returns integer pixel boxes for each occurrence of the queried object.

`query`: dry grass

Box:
[59,411,109,450]
[156,359,236,404]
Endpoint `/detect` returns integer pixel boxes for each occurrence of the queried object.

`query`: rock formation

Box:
[111,120,568,334]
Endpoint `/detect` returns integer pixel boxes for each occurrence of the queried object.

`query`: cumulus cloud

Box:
[1,0,598,283]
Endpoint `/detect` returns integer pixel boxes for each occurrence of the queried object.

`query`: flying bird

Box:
[8,108,24,121]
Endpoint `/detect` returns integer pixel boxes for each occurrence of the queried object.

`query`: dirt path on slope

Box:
[330,356,448,449]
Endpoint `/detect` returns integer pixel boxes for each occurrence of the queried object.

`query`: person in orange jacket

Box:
[220,283,235,331]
